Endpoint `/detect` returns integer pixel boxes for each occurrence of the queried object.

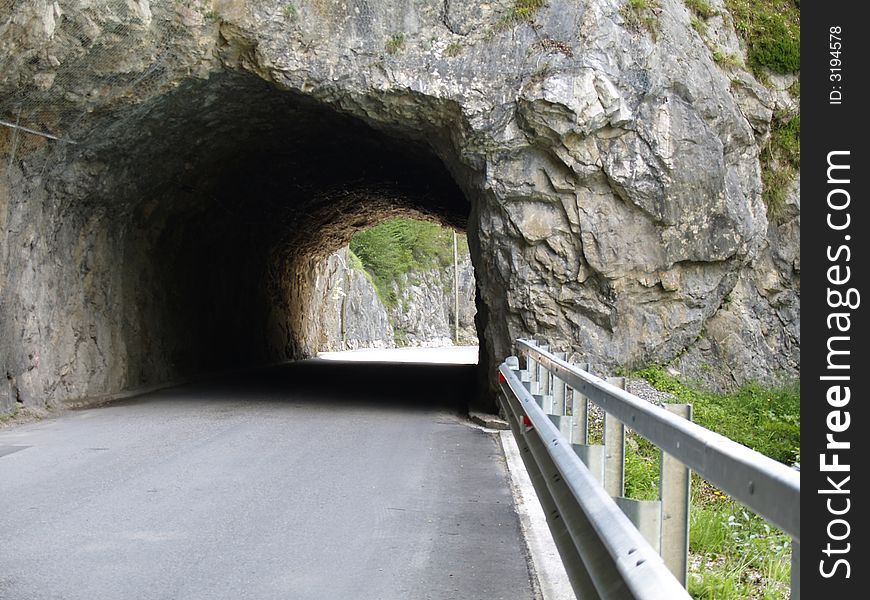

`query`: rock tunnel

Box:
[0,0,800,415]
[2,70,495,411]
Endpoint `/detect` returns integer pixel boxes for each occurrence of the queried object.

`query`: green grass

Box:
[349,217,468,307]
[628,368,798,599]
[0,406,20,423]
[761,164,796,223]
[634,367,800,464]
[445,41,463,57]
[689,492,792,598]
[725,0,800,74]
[712,50,742,68]
[770,113,800,167]
[283,4,298,21]
[623,435,660,500]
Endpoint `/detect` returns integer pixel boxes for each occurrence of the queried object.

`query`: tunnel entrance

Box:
[1,70,497,412]
[111,72,484,398]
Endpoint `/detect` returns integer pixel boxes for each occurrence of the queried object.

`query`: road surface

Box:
[0,360,535,600]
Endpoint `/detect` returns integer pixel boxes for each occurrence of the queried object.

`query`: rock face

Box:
[388,250,478,347]
[293,248,395,352]
[301,246,478,350]
[0,0,798,413]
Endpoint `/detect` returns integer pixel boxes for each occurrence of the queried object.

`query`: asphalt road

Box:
[0,360,535,600]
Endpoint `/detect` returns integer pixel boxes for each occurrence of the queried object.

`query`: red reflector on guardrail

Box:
[522,415,532,428]
[498,372,506,384]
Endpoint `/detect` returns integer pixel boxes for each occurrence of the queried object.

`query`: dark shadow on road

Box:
[116,360,478,414]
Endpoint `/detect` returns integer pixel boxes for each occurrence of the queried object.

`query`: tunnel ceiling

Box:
[69,71,470,260]
[1,0,799,414]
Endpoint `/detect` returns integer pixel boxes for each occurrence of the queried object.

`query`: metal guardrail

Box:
[498,339,801,600]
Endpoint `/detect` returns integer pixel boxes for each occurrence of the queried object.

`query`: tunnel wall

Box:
[1,0,799,413]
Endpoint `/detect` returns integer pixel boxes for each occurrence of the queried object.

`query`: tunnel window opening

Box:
[312,217,478,365]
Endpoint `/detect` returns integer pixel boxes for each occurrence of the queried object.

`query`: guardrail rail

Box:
[498,339,800,600]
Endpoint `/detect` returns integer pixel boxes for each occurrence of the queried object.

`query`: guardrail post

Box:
[535,394,556,414]
[538,345,550,396]
[520,368,532,394]
[570,363,591,445]
[660,403,692,586]
[528,351,540,395]
[551,352,568,415]
[572,443,605,485]
[614,497,662,553]
[500,358,692,600]
[603,377,626,498]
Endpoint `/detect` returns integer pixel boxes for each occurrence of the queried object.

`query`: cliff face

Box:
[1,0,798,412]
[292,248,395,352]
[388,250,478,348]
[301,246,477,352]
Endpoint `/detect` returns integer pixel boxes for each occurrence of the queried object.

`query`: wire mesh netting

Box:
[0,0,218,162]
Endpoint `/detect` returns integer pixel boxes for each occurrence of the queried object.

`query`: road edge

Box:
[500,430,575,600]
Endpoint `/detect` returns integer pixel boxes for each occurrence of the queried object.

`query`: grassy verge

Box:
[628,367,799,599]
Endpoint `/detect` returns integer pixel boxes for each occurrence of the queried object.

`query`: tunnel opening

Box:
[43,70,493,410]
[307,216,479,358]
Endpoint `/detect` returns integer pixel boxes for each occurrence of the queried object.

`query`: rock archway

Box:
[1,0,799,414]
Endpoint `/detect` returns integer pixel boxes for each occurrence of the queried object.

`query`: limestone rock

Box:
[298,248,396,352]
[0,0,799,413]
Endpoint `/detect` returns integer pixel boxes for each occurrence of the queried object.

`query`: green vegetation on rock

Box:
[685,0,717,20]
[620,0,662,37]
[0,406,20,423]
[385,33,406,55]
[721,2,800,222]
[686,0,716,35]
[499,0,545,27]
[725,0,800,74]
[445,41,463,57]
[712,50,742,68]
[349,218,467,307]
[761,112,800,222]
[283,4,298,21]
